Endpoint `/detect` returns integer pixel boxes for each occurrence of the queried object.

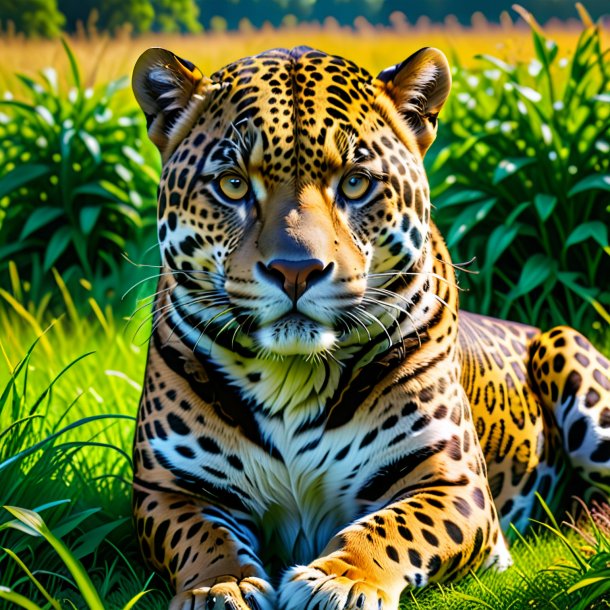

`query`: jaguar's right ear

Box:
[132,48,210,160]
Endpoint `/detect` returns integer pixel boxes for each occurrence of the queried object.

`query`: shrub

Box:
[428,5,610,332]
[0,40,159,313]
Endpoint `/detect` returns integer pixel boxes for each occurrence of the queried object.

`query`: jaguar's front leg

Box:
[279,435,508,609]
[133,484,276,610]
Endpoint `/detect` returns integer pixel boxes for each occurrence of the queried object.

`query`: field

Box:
[1,5,610,610]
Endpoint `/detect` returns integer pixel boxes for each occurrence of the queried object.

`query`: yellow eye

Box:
[219,174,248,200]
[340,173,371,200]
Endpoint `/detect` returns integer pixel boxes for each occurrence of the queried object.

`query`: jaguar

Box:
[131,45,610,610]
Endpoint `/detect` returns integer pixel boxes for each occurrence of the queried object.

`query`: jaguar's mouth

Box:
[254,313,338,357]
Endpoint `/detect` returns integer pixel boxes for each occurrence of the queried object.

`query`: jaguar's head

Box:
[133,46,450,358]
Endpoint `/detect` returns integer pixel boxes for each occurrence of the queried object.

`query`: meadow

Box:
[0,5,609,609]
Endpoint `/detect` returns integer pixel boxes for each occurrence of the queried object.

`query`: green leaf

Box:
[0,587,43,610]
[71,517,128,559]
[484,224,520,270]
[565,221,609,248]
[3,507,105,610]
[78,131,101,164]
[122,591,152,610]
[1,547,61,610]
[568,174,610,197]
[0,164,50,200]
[20,208,64,240]
[506,201,531,226]
[475,54,515,74]
[72,180,129,203]
[507,254,556,300]
[0,240,34,263]
[534,194,558,222]
[80,206,102,235]
[435,189,489,208]
[60,37,81,92]
[51,508,101,540]
[445,198,497,247]
[43,226,72,271]
[567,576,610,594]
[492,158,536,185]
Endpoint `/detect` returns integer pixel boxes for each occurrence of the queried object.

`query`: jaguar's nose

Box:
[257,259,332,302]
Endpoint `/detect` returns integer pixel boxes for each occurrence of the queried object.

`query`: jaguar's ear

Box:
[132,48,209,160]
[376,47,451,155]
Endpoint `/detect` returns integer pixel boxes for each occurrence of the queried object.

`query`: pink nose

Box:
[265,259,326,302]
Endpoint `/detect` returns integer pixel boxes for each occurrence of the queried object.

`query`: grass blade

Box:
[3,506,105,610]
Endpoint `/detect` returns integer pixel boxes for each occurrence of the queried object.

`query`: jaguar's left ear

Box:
[376,47,451,155]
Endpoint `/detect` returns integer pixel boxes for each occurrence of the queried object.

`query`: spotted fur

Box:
[131,46,610,610]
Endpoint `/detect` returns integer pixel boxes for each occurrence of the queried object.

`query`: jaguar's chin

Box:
[255,314,337,357]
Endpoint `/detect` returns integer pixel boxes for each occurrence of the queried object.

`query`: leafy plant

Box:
[0,315,168,609]
[428,4,610,332]
[0,39,159,312]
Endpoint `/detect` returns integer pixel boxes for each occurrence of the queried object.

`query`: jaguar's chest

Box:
[236,413,388,566]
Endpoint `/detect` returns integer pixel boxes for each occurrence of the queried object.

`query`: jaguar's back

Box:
[130,46,610,610]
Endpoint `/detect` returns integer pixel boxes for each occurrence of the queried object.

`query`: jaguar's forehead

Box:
[193,47,387,183]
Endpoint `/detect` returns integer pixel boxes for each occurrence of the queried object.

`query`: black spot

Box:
[444,520,464,544]
[386,545,400,562]
[591,440,610,463]
[599,407,610,428]
[382,415,399,430]
[586,388,600,407]
[154,420,167,440]
[402,401,418,416]
[408,548,422,568]
[414,511,433,526]
[398,525,413,541]
[567,417,587,452]
[153,519,170,564]
[360,429,378,448]
[427,554,441,577]
[412,415,430,432]
[409,226,422,249]
[198,436,221,454]
[167,413,190,436]
[561,370,583,404]
[422,529,439,546]
[176,445,195,458]
[186,522,203,539]
[500,498,514,517]
[227,454,244,470]
[553,354,565,373]
[472,487,485,510]
[453,498,471,518]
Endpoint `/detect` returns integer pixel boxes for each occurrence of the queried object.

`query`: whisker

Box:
[361,295,420,347]
[354,305,394,349]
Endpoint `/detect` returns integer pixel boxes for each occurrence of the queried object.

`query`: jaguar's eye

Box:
[340,173,371,201]
[219,174,249,200]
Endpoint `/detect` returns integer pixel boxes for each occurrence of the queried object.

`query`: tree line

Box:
[1,0,608,38]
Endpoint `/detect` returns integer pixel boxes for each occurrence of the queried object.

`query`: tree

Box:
[152,0,201,33]
[97,0,154,34]
[0,0,65,37]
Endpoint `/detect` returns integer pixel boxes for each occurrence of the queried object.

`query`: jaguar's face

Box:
[133,47,450,357]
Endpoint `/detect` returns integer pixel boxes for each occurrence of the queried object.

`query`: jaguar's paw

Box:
[279,559,396,610]
[170,575,276,610]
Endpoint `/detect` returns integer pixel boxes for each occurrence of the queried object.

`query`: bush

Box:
[0,40,159,313]
[428,5,610,331]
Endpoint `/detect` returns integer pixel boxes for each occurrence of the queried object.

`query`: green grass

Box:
[0,299,171,609]
[1,299,610,609]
